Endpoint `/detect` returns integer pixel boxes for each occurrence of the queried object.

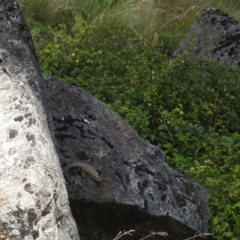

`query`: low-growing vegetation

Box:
[16,0,240,239]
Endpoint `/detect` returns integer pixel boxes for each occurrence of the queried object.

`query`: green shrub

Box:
[188,132,240,239]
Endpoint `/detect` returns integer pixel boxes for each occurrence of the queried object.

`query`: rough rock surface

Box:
[0,1,79,239]
[173,6,240,65]
[44,74,210,240]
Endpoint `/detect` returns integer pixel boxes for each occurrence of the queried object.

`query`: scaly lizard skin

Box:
[64,162,101,182]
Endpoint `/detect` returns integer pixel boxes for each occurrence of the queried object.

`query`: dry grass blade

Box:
[113,229,136,240]
[140,230,168,240]
[185,232,212,240]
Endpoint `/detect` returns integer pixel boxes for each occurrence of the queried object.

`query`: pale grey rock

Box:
[173,6,240,66]
[44,74,210,240]
[0,1,79,239]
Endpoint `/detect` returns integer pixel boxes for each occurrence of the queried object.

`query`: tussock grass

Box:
[72,0,240,51]
[72,0,113,23]
[17,0,240,49]
[17,0,75,24]
[92,0,201,46]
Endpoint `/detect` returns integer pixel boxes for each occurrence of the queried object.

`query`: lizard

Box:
[64,161,102,182]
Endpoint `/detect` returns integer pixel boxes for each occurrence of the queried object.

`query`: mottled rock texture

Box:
[173,6,240,66]
[44,74,210,240]
[0,1,79,239]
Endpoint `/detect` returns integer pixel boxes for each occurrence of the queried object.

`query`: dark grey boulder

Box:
[43,74,210,240]
[173,6,240,65]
